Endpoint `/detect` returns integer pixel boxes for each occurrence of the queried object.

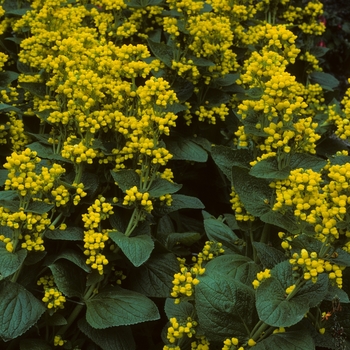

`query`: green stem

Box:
[250,320,270,341]
[10,263,24,283]
[57,303,84,336]
[260,223,270,244]
[249,228,257,263]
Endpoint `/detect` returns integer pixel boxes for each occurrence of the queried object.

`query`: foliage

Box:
[0,0,349,350]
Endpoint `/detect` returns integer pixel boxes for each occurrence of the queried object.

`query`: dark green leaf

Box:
[46,312,67,326]
[0,169,8,186]
[155,194,204,215]
[20,82,47,98]
[25,201,54,214]
[147,39,173,68]
[166,136,208,162]
[289,153,327,172]
[0,103,21,113]
[231,166,273,217]
[253,329,315,350]
[249,157,291,179]
[204,217,241,252]
[49,260,86,298]
[0,71,19,87]
[5,7,31,16]
[260,210,300,233]
[166,232,201,249]
[253,242,287,269]
[85,287,160,328]
[172,77,194,102]
[0,246,27,278]
[195,274,257,342]
[206,89,231,108]
[128,252,179,298]
[45,226,84,241]
[27,142,68,162]
[256,261,329,327]
[0,190,18,201]
[186,55,215,67]
[0,280,45,341]
[0,199,20,212]
[110,169,140,192]
[212,73,240,87]
[310,46,330,58]
[164,102,188,114]
[246,87,264,99]
[148,178,182,198]
[164,299,194,320]
[309,72,339,91]
[78,318,135,350]
[45,248,90,273]
[211,146,252,182]
[25,133,51,145]
[109,231,154,267]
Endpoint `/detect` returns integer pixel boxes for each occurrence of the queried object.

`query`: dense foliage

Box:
[0,0,350,349]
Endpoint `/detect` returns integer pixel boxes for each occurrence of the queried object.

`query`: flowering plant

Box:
[0,0,350,350]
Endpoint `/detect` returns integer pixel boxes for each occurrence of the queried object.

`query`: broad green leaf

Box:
[166,136,208,162]
[27,142,68,162]
[204,217,241,252]
[166,232,201,249]
[309,72,339,91]
[260,210,300,233]
[310,46,330,58]
[45,226,84,241]
[25,201,54,214]
[195,274,257,342]
[110,169,140,192]
[26,132,51,145]
[0,169,8,186]
[147,39,173,68]
[206,89,231,108]
[5,7,31,16]
[85,287,160,328]
[20,82,47,98]
[253,242,286,269]
[204,254,260,286]
[20,338,52,350]
[0,71,19,87]
[171,77,194,102]
[155,194,204,215]
[290,234,323,255]
[148,178,182,197]
[125,0,163,8]
[212,73,240,87]
[246,87,264,99]
[325,284,349,303]
[46,312,67,326]
[164,102,188,114]
[186,54,215,67]
[109,231,154,267]
[49,260,86,298]
[231,166,273,217]
[256,261,329,327]
[0,199,20,212]
[0,280,45,341]
[211,146,252,182]
[0,190,18,201]
[82,172,100,196]
[253,329,315,350]
[289,153,327,172]
[45,248,91,273]
[78,318,135,350]
[0,246,27,278]
[0,103,21,113]
[128,253,179,297]
[164,299,194,320]
[249,157,291,179]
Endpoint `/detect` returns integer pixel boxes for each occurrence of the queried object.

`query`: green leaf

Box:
[206,89,231,108]
[148,178,182,197]
[195,274,257,342]
[0,103,21,113]
[20,338,52,350]
[171,77,194,102]
[289,153,327,172]
[0,199,20,212]
[0,247,27,278]
[309,72,339,91]
[256,261,329,327]
[250,157,291,180]
[85,286,160,328]
[0,190,18,201]
[45,248,91,273]
[109,231,154,267]
[20,82,47,98]
[0,280,45,341]
[246,87,264,99]
[166,232,201,249]
[204,217,241,252]
[310,46,330,58]
[231,166,273,217]
[212,73,240,87]
[204,254,260,286]
[110,169,140,192]
[260,210,300,233]
[45,226,84,241]
[125,0,163,7]
[164,299,194,320]
[49,260,86,298]
[211,146,252,182]
[166,136,208,162]
[155,194,204,215]
[0,169,8,186]
[253,242,286,269]
[25,201,54,214]
[186,54,215,67]
[5,7,31,16]
[127,252,179,298]
[147,39,173,68]
[253,329,315,350]
[27,142,68,162]
[0,71,19,87]
[78,318,135,350]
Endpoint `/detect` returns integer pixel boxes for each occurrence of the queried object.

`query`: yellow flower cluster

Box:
[122,186,153,213]
[53,335,67,347]
[82,197,113,275]
[37,275,66,311]
[166,316,198,343]
[222,336,256,350]
[195,241,225,262]
[252,268,271,289]
[230,186,255,221]
[191,336,210,350]
[289,249,344,288]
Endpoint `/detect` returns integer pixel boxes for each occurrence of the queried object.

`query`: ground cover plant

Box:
[1,0,350,349]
